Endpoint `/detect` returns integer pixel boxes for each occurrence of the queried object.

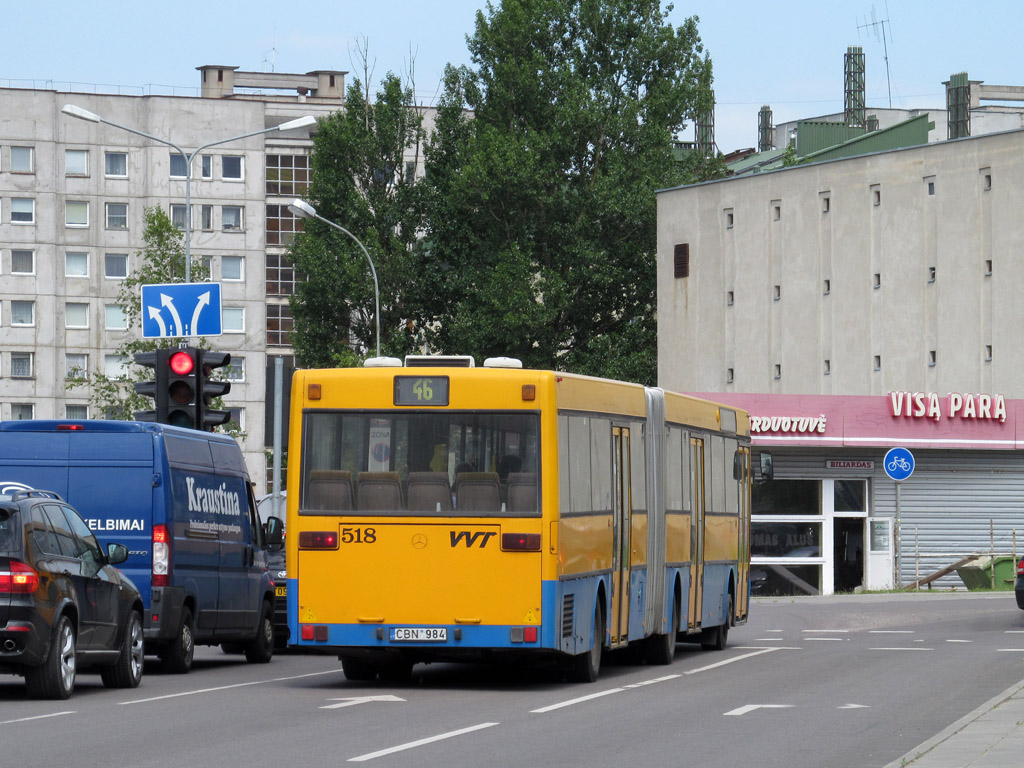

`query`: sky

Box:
[4,1,1020,154]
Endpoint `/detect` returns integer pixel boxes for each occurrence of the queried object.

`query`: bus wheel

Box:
[700,594,732,651]
[341,656,379,681]
[570,609,603,683]
[646,599,679,666]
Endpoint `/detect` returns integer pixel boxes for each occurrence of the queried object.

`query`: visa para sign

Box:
[889,392,1007,424]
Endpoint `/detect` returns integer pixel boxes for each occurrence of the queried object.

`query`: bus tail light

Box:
[301,625,329,641]
[152,524,170,587]
[0,561,39,594]
[299,531,339,550]
[510,626,539,643]
[502,533,541,551]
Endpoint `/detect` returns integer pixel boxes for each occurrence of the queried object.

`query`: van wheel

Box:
[26,615,76,700]
[161,607,195,673]
[102,610,144,689]
[245,601,274,663]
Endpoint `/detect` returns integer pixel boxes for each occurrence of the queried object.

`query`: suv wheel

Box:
[26,615,76,700]
[102,610,144,689]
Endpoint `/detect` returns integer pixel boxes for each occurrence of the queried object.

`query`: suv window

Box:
[62,505,105,569]
[0,507,20,555]
[43,505,79,558]
[28,506,59,557]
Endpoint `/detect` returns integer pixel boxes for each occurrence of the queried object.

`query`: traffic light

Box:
[134,349,169,423]
[165,348,200,429]
[197,350,232,430]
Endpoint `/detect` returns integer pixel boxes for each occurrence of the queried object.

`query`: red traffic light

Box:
[169,351,195,376]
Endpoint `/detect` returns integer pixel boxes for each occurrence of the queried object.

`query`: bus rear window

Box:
[299,410,540,517]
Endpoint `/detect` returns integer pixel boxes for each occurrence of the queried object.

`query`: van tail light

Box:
[0,561,39,594]
[501,533,541,551]
[1018,558,1024,576]
[153,524,170,587]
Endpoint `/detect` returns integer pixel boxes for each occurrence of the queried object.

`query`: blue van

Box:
[0,421,280,672]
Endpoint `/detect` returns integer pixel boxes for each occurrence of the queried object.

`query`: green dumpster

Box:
[956,556,1017,591]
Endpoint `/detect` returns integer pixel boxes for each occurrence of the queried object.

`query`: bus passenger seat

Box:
[307,469,354,511]
[357,472,405,510]
[456,472,502,512]
[406,472,453,513]
[507,472,538,513]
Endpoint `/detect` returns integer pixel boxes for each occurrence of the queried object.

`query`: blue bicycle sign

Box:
[884,447,915,481]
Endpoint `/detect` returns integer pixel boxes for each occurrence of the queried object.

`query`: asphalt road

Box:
[3,592,1023,768]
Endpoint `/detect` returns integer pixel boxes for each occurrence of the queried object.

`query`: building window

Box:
[66,353,88,378]
[66,252,89,277]
[221,255,244,281]
[66,200,89,227]
[10,146,33,173]
[928,350,937,367]
[171,204,189,230]
[726,290,734,306]
[66,404,89,420]
[105,304,127,330]
[201,155,213,179]
[927,181,935,196]
[873,273,881,289]
[726,368,734,384]
[984,174,992,190]
[11,250,34,275]
[104,354,129,380]
[225,357,245,381]
[11,198,35,224]
[222,307,244,333]
[985,345,993,362]
[222,206,243,231]
[106,202,128,230]
[773,364,781,380]
[266,204,300,246]
[873,355,882,371]
[267,303,294,346]
[66,149,89,176]
[11,301,34,326]
[170,153,187,178]
[824,359,831,375]
[823,279,831,295]
[222,155,243,180]
[105,152,127,177]
[773,285,781,301]
[822,195,830,213]
[266,154,311,196]
[266,253,297,296]
[872,189,881,206]
[104,253,129,279]
[12,404,34,420]
[11,352,33,377]
[773,203,781,221]
[673,243,689,279]
[227,407,244,431]
[985,260,993,276]
[65,302,89,328]
[201,205,213,231]
[927,266,936,283]
[725,210,734,229]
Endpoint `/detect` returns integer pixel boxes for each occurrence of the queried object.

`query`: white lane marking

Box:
[1005,630,1024,633]
[870,630,914,634]
[839,703,870,709]
[530,687,624,713]
[946,639,972,643]
[348,722,499,762]
[725,704,793,716]
[1,711,75,725]
[870,647,933,651]
[802,629,849,633]
[754,637,785,642]
[322,695,406,709]
[686,646,797,675]
[996,649,1024,652]
[805,637,845,642]
[119,669,339,704]
[623,674,681,689]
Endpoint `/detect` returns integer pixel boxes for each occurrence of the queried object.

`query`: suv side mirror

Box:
[107,542,129,565]
[265,516,285,551]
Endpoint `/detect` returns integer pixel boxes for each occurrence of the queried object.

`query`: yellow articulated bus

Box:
[285,355,751,682]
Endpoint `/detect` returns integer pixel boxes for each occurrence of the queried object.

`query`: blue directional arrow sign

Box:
[883,447,915,482]
[140,283,222,339]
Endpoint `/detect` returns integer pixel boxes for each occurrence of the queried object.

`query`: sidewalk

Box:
[885,678,1024,767]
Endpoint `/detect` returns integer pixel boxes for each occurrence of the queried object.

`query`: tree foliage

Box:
[410,0,714,385]
[287,72,426,367]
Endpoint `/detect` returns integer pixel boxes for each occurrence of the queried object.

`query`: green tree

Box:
[67,207,239,434]
[288,71,426,367]
[412,0,714,385]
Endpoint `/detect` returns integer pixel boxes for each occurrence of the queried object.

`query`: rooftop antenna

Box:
[857,3,893,108]
[262,46,277,73]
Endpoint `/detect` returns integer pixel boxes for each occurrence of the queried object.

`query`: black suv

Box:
[0,487,145,699]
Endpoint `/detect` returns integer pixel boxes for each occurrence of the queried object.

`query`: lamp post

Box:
[287,198,381,359]
[61,104,316,283]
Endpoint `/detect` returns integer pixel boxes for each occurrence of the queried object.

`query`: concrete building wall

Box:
[657,128,1024,399]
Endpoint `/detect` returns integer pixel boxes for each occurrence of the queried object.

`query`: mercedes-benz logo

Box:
[411,533,428,549]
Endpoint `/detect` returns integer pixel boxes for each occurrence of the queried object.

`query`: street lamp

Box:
[61,104,316,283]
[287,198,381,359]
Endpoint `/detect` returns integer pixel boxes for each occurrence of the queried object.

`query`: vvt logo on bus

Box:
[450,531,496,548]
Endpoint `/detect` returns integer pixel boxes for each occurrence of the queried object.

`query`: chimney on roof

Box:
[844,46,866,128]
[758,105,774,152]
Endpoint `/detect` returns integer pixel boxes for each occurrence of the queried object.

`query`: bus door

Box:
[610,426,632,646]
[689,437,705,630]
[737,447,751,620]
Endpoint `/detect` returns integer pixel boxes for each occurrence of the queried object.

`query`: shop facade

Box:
[693,392,1024,595]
